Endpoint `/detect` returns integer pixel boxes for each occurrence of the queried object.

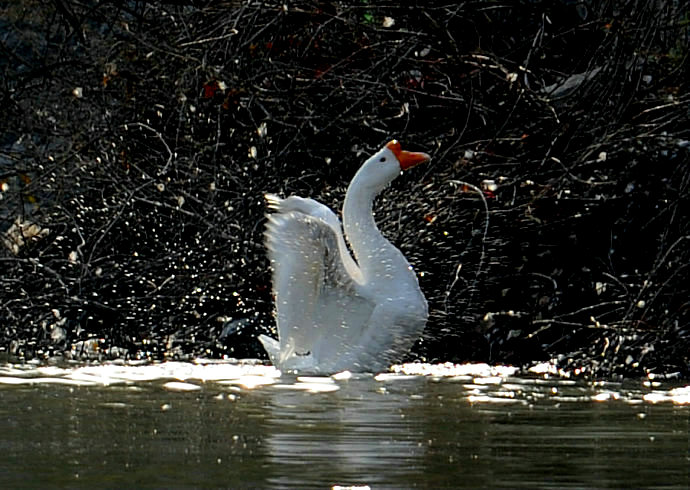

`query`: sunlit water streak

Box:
[0,360,688,404]
[1,360,688,488]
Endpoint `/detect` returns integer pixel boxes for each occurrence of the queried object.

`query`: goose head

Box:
[355,140,430,193]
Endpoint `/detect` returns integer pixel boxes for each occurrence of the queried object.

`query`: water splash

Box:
[0,360,688,405]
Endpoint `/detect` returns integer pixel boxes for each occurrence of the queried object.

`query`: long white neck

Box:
[342,168,408,285]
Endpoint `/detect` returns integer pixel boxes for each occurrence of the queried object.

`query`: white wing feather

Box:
[261,195,375,372]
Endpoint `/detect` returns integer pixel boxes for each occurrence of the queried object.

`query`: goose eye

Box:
[379,157,387,162]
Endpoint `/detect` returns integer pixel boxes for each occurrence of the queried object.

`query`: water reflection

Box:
[0,360,688,488]
[264,374,425,488]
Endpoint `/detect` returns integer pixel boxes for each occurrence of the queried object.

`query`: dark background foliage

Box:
[1,0,688,377]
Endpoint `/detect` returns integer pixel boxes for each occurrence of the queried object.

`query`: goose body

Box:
[259,140,429,373]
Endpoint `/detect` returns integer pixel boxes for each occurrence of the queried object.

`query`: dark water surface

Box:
[0,362,688,489]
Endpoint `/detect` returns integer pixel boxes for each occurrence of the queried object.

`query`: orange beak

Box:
[386,140,430,170]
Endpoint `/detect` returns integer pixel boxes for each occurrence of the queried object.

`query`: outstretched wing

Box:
[261,195,375,371]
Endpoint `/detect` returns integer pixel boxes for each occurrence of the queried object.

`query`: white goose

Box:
[259,140,430,373]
